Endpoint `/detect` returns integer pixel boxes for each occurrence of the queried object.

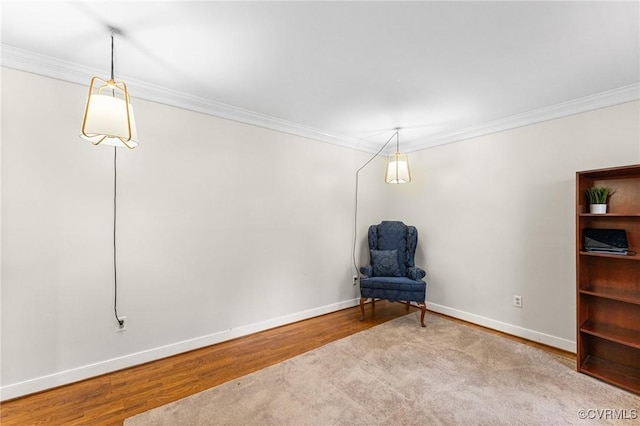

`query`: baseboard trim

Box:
[426,302,576,353]
[0,298,361,401]
[1,299,576,400]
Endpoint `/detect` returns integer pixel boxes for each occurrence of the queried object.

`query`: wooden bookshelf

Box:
[576,164,640,394]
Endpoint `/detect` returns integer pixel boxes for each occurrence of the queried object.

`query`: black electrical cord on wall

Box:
[113,147,124,327]
[108,28,124,327]
[352,131,398,276]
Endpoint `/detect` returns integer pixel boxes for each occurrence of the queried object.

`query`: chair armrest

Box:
[407,267,426,281]
[359,265,373,278]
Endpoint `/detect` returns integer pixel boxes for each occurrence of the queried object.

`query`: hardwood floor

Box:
[0,302,574,425]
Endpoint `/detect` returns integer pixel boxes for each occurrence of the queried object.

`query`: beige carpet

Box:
[125,313,639,425]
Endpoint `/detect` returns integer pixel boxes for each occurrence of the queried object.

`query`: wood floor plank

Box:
[0,302,574,425]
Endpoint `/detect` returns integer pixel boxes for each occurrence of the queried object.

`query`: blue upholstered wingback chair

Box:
[359,221,427,327]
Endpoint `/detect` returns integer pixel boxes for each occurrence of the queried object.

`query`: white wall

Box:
[2,67,639,400]
[386,101,640,350]
[0,68,389,399]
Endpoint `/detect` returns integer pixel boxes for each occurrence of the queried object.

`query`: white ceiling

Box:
[2,1,639,153]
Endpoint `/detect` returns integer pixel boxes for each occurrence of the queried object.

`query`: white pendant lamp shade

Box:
[80,77,139,149]
[385,152,411,184]
[81,94,139,148]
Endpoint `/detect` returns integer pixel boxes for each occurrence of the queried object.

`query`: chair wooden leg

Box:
[359,298,367,321]
[405,301,410,311]
[419,302,426,327]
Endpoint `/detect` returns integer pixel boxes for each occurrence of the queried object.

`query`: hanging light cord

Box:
[352,131,398,275]
[110,29,115,81]
[113,147,123,326]
[109,29,123,327]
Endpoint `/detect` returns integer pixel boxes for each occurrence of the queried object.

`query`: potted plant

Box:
[585,186,613,214]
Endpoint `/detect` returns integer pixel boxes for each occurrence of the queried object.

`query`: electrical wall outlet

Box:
[116,316,127,332]
[353,275,359,286]
[513,295,523,308]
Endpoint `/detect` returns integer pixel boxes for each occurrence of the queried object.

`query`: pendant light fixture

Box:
[352,128,412,276]
[80,29,139,149]
[80,28,138,329]
[385,129,411,184]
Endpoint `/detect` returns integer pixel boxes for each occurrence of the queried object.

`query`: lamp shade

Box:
[385,152,411,184]
[80,77,139,149]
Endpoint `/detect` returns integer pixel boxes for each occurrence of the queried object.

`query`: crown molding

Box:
[0,44,375,151]
[2,44,638,154]
[404,83,640,152]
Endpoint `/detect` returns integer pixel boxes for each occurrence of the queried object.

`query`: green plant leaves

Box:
[585,187,612,204]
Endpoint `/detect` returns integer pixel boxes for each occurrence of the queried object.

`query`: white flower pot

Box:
[590,204,607,214]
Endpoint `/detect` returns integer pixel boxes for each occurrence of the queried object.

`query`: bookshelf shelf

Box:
[580,355,640,394]
[579,285,640,305]
[579,251,640,261]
